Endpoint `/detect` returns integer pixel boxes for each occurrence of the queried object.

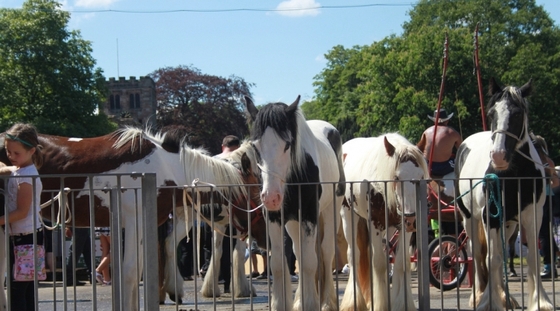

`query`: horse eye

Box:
[284,141,291,152]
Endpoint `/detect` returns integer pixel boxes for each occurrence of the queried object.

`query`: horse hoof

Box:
[168,294,182,304]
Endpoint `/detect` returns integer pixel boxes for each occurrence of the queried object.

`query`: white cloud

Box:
[74,0,119,8]
[276,0,320,17]
[315,54,326,63]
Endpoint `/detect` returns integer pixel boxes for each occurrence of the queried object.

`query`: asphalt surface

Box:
[34,267,560,311]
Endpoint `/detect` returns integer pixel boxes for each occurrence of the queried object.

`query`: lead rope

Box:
[183,179,264,239]
[39,188,72,230]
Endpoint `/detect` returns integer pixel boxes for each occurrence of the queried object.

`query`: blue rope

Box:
[482,173,511,311]
[449,173,510,309]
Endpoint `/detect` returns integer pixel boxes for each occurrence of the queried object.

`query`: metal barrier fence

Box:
[1,173,559,310]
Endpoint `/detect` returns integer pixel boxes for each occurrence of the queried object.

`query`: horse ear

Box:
[286,95,301,114]
[519,78,533,98]
[488,77,503,96]
[244,96,258,123]
[241,152,252,175]
[383,136,395,157]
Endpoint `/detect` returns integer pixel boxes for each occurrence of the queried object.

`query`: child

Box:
[0,123,44,311]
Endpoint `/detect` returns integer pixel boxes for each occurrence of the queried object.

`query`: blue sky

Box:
[2,0,560,106]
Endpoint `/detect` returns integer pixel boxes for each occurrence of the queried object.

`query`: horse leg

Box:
[507,223,518,277]
[0,228,6,311]
[463,217,486,308]
[232,236,256,297]
[370,229,389,311]
[163,214,187,304]
[201,226,224,297]
[501,221,520,308]
[339,207,367,311]
[286,220,320,311]
[521,207,554,311]
[269,221,293,311]
[317,207,338,311]
[122,216,141,311]
[389,228,415,311]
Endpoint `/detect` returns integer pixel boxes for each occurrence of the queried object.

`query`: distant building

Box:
[103,76,157,127]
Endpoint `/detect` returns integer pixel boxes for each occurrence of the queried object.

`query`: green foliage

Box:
[0,0,116,137]
[150,65,253,154]
[312,0,560,157]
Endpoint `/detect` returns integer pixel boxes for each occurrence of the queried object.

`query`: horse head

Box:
[244,95,303,211]
[382,136,429,230]
[487,78,532,170]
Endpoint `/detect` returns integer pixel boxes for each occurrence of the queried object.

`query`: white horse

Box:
[455,78,554,311]
[340,133,429,311]
[245,96,346,311]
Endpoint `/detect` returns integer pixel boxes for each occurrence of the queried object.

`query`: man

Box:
[417,109,463,238]
[417,108,462,177]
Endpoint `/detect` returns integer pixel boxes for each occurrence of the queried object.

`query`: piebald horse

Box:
[340,133,429,311]
[0,127,260,310]
[455,78,554,311]
[245,96,346,311]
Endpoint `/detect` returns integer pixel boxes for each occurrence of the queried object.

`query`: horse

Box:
[339,133,429,311]
[454,78,554,311]
[0,126,261,310]
[244,96,346,311]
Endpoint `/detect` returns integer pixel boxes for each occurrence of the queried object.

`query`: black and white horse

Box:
[455,78,554,311]
[245,96,346,311]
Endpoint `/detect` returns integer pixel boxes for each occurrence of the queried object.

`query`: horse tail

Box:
[356,217,372,299]
[454,144,472,219]
[326,128,346,196]
[478,220,489,290]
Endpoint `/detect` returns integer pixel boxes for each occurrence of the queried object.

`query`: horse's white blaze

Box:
[396,160,424,217]
[254,127,290,211]
[490,99,510,169]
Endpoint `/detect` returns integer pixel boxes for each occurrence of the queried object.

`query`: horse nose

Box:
[261,190,282,211]
[490,150,508,170]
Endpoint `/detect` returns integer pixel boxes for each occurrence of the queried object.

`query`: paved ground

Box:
[35,268,560,311]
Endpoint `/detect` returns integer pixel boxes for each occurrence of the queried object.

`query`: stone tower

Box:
[103,76,156,127]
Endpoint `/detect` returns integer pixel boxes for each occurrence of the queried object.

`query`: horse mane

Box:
[112,126,245,198]
[251,103,309,178]
[488,85,531,145]
[372,133,429,210]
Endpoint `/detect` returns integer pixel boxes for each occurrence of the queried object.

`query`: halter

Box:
[186,178,264,240]
[256,164,286,183]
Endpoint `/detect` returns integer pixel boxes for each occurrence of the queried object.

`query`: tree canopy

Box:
[306,0,560,157]
[150,65,252,154]
[0,0,115,137]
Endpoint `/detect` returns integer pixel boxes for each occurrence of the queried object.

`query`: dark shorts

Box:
[431,159,455,177]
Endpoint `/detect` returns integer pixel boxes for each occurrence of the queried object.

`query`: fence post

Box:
[141,173,159,310]
[110,187,122,310]
[416,180,430,310]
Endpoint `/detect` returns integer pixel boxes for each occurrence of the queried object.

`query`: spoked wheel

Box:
[428,235,468,291]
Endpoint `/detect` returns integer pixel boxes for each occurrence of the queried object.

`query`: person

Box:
[95,226,112,285]
[65,226,93,286]
[417,108,463,177]
[199,135,241,293]
[417,108,463,237]
[0,123,44,311]
[247,240,262,278]
[533,135,560,279]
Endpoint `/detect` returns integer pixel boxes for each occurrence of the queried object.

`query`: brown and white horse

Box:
[0,126,261,310]
[340,133,429,311]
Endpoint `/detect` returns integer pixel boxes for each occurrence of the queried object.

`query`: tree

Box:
[0,0,115,137]
[149,65,253,154]
[311,0,560,155]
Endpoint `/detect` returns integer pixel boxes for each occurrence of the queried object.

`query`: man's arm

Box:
[417,133,427,152]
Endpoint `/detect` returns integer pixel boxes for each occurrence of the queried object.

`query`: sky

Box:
[2,0,560,106]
